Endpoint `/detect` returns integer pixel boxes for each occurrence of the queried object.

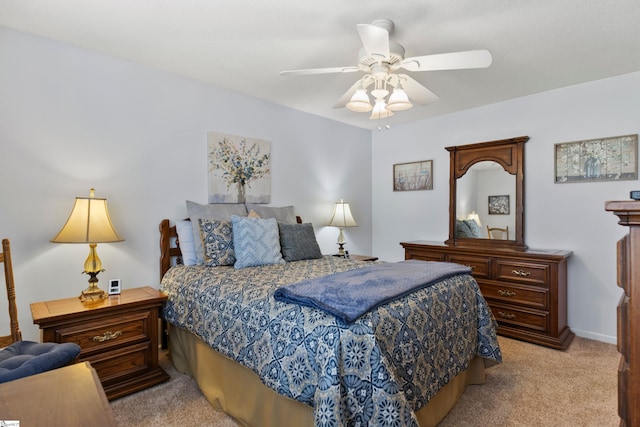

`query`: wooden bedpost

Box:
[159,219,171,280]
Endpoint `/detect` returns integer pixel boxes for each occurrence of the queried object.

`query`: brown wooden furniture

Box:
[1,238,21,347]
[432,135,574,350]
[30,286,169,400]
[348,254,379,261]
[401,241,574,350]
[0,361,117,426]
[447,136,528,250]
[605,200,640,426]
[487,225,509,240]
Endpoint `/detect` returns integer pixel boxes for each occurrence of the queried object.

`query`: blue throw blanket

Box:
[274,260,472,323]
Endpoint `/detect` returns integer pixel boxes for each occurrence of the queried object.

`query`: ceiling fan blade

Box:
[399,49,493,72]
[280,66,360,76]
[357,23,390,60]
[397,74,439,106]
[332,78,374,109]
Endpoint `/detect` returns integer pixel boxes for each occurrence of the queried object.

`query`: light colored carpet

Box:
[110,336,618,426]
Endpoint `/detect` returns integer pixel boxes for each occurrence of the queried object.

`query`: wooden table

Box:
[0,361,117,426]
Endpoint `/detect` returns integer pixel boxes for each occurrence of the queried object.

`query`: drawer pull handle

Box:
[497,311,517,319]
[511,269,531,277]
[497,289,517,297]
[92,330,122,342]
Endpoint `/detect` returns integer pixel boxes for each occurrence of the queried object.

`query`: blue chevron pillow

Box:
[231,215,284,269]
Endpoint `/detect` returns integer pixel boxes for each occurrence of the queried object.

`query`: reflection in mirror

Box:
[456,161,516,240]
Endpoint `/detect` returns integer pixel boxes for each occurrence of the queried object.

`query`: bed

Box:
[158,214,501,427]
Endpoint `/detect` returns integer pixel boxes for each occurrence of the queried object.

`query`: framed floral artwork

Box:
[554,134,638,183]
[488,195,510,215]
[393,160,433,191]
[207,132,271,203]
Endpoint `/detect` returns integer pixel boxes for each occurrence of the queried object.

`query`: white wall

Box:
[0,27,372,341]
[372,71,640,343]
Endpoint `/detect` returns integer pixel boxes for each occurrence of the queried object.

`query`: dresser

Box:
[401,241,574,350]
[605,200,640,426]
[31,286,169,400]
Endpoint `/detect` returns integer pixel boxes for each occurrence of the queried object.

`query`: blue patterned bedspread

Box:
[161,256,501,427]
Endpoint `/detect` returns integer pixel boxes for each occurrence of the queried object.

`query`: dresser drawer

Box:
[406,251,445,262]
[447,255,491,278]
[479,281,548,309]
[488,302,549,332]
[53,311,152,354]
[494,259,549,287]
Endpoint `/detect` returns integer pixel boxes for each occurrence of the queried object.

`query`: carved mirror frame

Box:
[446,136,529,250]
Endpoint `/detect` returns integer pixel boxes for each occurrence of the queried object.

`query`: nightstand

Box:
[30,286,169,400]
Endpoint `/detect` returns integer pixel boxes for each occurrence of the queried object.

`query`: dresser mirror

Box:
[446,136,529,249]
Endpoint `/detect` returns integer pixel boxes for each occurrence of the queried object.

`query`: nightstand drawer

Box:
[495,259,549,287]
[54,311,152,354]
[85,341,153,385]
[479,281,548,309]
[447,255,491,278]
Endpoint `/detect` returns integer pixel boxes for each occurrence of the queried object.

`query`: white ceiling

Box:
[1,1,640,130]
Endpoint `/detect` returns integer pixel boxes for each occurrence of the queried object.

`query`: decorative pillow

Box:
[245,204,296,224]
[278,223,322,262]
[464,219,483,238]
[247,209,261,219]
[455,220,474,238]
[231,215,284,269]
[198,218,235,266]
[186,201,248,264]
[175,220,197,266]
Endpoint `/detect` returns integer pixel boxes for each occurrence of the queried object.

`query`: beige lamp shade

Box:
[328,199,357,228]
[51,191,123,244]
[466,211,481,226]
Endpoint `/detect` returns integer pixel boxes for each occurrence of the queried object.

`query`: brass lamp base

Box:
[79,270,107,302]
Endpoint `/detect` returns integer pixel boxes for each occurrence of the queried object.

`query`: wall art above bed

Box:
[208,131,271,203]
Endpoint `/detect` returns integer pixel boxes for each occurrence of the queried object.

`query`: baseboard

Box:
[572,328,616,345]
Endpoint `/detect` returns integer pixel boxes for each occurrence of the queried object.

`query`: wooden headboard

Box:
[159,216,303,279]
[159,219,181,279]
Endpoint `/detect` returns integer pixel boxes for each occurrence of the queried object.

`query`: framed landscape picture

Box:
[554,134,638,183]
[393,160,433,191]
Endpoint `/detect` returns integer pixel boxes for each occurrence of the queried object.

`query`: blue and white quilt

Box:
[161,256,502,427]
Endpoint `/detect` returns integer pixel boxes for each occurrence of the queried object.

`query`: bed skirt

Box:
[168,325,486,427]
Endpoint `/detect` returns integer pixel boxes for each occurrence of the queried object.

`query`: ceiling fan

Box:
[281,19,492,120]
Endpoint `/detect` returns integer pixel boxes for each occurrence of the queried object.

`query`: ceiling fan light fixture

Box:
[387,87,413,111]
[370,88,389,99]
[369,100,393,120]
[346,89,373,112]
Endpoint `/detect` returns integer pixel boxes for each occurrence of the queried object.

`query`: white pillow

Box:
[175,220,197,266]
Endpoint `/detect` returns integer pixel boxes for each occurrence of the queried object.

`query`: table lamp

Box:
[51,189,124,301]
[328,199,357,256]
